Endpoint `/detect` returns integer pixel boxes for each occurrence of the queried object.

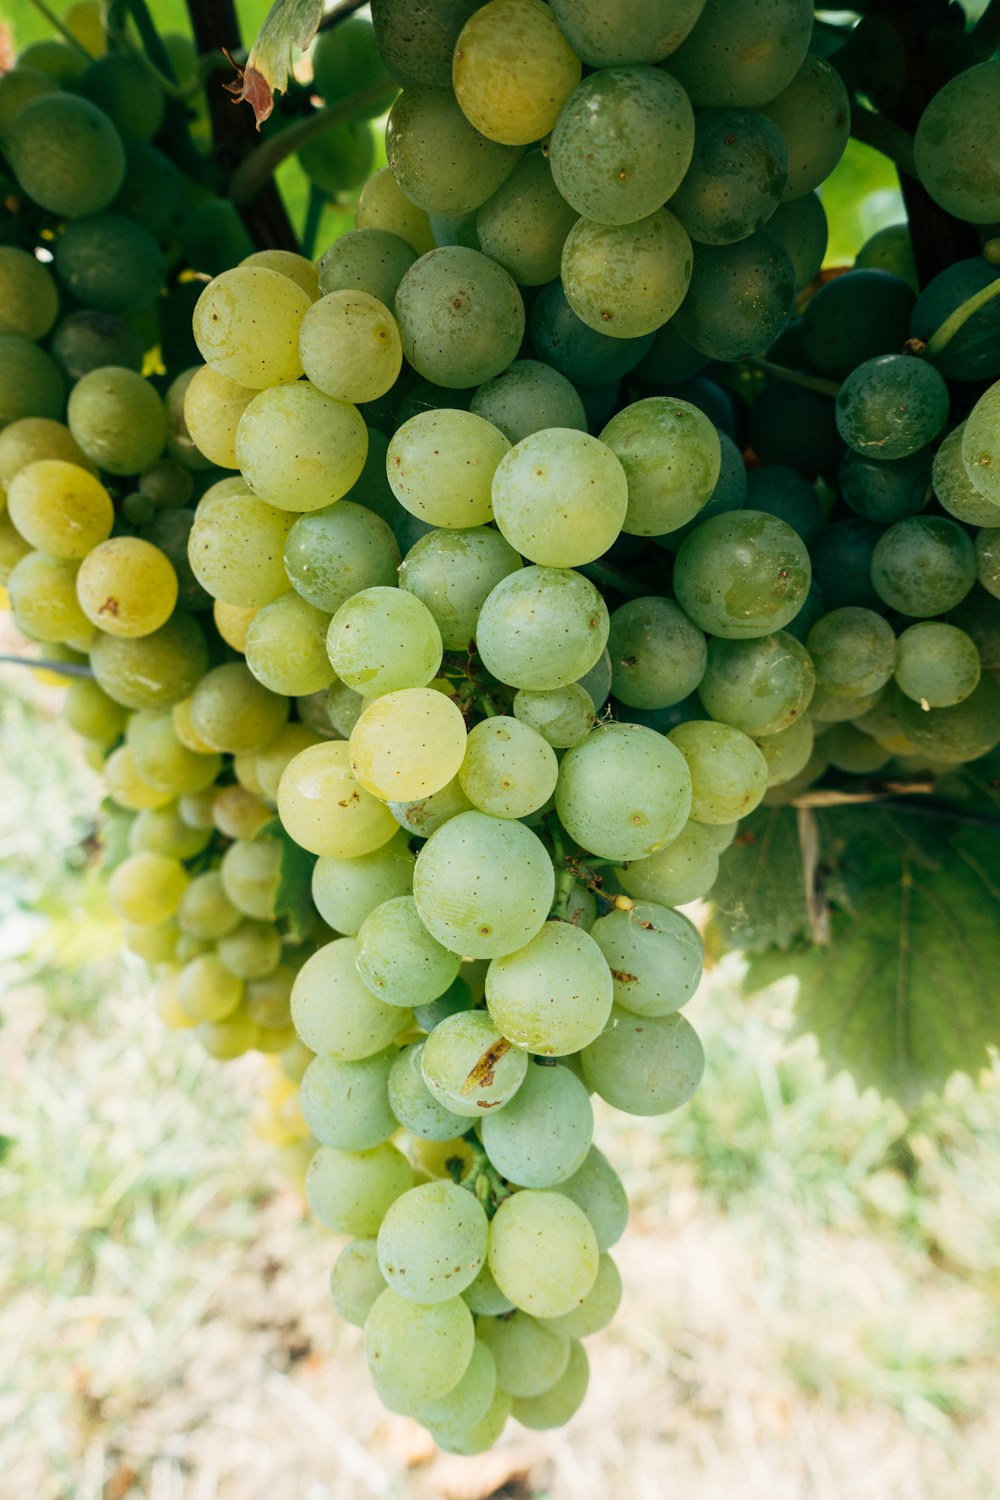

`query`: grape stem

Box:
[462,1134,511,1217]
[577,559,647,600]
[849,101,917,179]
[923,275,1000,360]
[0,655,94,679]
[744,358,841,399]
[22,0,94,58]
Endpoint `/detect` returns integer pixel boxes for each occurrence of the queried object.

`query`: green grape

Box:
[0,417,93,488]
[668,0,813,108]
[308,1143,415,1236]
[491,427,626,567]
[182,365,256,470]
[398,526,522,650]
[254,723,325,803]
[177,870,241,941]
[810,683,884,725]
[107,850,189,925]
[376,1180,488,1302]
[366,1287,475,1409]
[476,1311,569,1399]
[413,974,476,1033]
[513,1340,589,1430]
[192,267,311,388]
[469,361,585,446]
[978,530,1000,600]
[285,500,400,615]
[800,269,915,380]
[590,901,703,1017]
[962,380,1000,507]
[550,65,693,225]
[394,246,524,388]
[79,52,164,140]
[668,720,769,823]
[330,1238,387,1328]
[413,1339,497,1442]
[871,517,976,618]
[698,631,815,736]
[244,593,334,697]
[217,920,282,980]
[371,0,480,88]
[673,510,811,639]
[462,1259,514,1316]
[385,87,522,213]
[550,0,702,64]
[512,685,594,749]
[63,677,128,748]
[124,919,179,964]
[7,460,112,559]
[189,662,288,756]
[561,209,692,339]
[894,622,981,708]
[387,409,510,527]
[414,811,554,959]
[458,716,558,819]
[582,1005,704,1116]
[189,485,295,608]
[0,334,65,425]
[327,587,443,697]
[318,230,415,309]
[298,118,375,194]
[236,381,368,513]
[175,200,255,279]
[529,280,655,385]
[836,354,950,462]
[0,67,58,148]
[891,677,1000,764]
[356,895,461,1007]
[126,711,221,795]
[476,566,610,690]
[244,963,296,1030]
[0,246,58,340]
[475,152,579,288]
[176,953,243,1024]
[388,1041,470,1141]
[910,259,1000,384]
[53,213,164,316]
[806,607,896,697]
[76,538,177,638]
[933,426,1000,527]
[312,13,395,112]
[761,53,850,200]
[102,745,171,811]
[840,447,931,525]
[755,713,815,786]
[600,398,721,537]
[326,678,369,737]
[669,107,788,245]
[765,192,828,290]
[8,94,125,218]
[539,1252,621,1341]
[672,233,795,360]
[914,61,1000,224]
[558,1146,628,1252]
[355,167,435,255]
[855,222,917,286]
[487,1189,598,1319]
[607,598,707,709]
[239,250,318,301]
[311,831,415,936]
[821,722,890,776]
[420,1008,529,1116]
[452,0,581,147]
[197,1006,263,1060]
[388,774,475,836]
[481,1062,592,1189]
[278,740,398,859]
[743,466,821,544]
[218,840,281,918]
[555,722,692,861]
[292,938,412,1059]
[485,920,613,1056]
[7,551,90,646]
[89,613,209,710]
[67,366,167,476]
[298,291,402,405]
[431,1385,511,1455]
[300,1047,399,1150]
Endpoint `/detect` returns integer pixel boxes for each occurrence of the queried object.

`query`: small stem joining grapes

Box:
[23,0,93,57]
[0,654,94,679]
[578,559,647,600]
[462,1133,511,1217]
[745,358,841,399]
[924,275,1000,360]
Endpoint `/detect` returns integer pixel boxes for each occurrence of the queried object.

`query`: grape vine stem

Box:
[0,654,94,679]
[744,358,841,399]
[23,0,93,57]
[924,275,1000,360]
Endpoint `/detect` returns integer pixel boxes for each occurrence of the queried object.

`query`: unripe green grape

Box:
[668,720,768,824]
[54,213,165,317]
[668,0,814,109]
[669,107,787,245]
[311,831,415,937]
[561,209,692,339]
[413,1338,497,1446]
[590,901,703,1017]
[0,335,65,425]
[7,460,111,560]
[244,592,334,698]
[330,1238,387,1328]
[475,153,579,289]
[298,291,402,404]
[388,409,509,528]
[607,597,707,710]
[761,53,850,200]
[601,397,721,537]
[806,607,897,698]
[237,381,368,514]
[913,61,1000,225]
[420,1008,529,1117]
[318,228,416,306]
[8,551,93,647]
[765,193,828,290]
[300,1047,399,1150]
[215,920,282,981]
[871,517,976,618]
[388,1041,469,1141]
[894,622,981,708]
[253,723,324,804]
[491,428,626,567]
[755,713,815,786]
[513,1340,589,1430]
[189,486,295,609]
[356,895,461,1008]
[485,921,613,1056]
[933,426,1000,527]
[582,1005,704,1116]
[126,711,221,796]
[476,566,610,691]
[699,631,815,737]
[836,355,950,462]
[292,938,412,1059]
[476,1311,569,1400]
[0,417,93,488]
[385,87,522,215]
[355,167,435,255]
[182,365,256,470]
[327,586,443,697]
[278,740,398,859]
[67,366,167,476]
[377,1180,488,1303]
[220,839,283,921]
[394,246,525,388]
[556,722,692,862]
[481,1062,593,1189]
[308,1144,415,1237]
[193,267,311,389]
[108,850,189,925]
[673,511,811,639]
[189,662,288,756]
[512,685,594,748]
[962,379,1000,508]
[285,500,400,615]
[672,233,795,361]
[0,246,59,341]
[538,1252,622,1340]
[176,953,244,1024]
[487,1189,598,1319]
[8,94,125,218]
[558,1146,628,1253]
[365,1287,475,1410]
[102,744,172,811]
[458,716,557,820]
[298,117,375,194]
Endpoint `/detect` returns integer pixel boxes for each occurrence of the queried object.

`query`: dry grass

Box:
[2,659,999,1500]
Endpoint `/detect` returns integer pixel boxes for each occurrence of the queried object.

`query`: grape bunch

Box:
[3,0,1000,1461]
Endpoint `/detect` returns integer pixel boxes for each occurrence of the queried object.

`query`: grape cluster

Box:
[4,0,1000,1460]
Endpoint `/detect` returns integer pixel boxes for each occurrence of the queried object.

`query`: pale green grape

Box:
[894,622,981,708]
[481,1062,593,1189]
[914,61,1000,224]
[485,921,613,1055]
[836,355,950,462]
[236,381,368,513]
[755,713,815,786]
[355,168,435,255]
[420,1008,529,1117]
[388,1041,470,1141]
[254,723,325,804]
[176,953,243,1024]
[67,366,167,476]
[491,428,627,567]
[387,409,510,528]
[189,484,295,607]
[244,592,335,697]
[76,538,177,639]
[8,551,92,647]
[668,719,768,824]
[762,54,851,200]
[123,920,179,965]
[300,1047,399,1149]
[292,938,411,1059]
[101,745,171,811]
[398,526,522,650]
[669,106,787,243]
[394,246,524,388]
[549,0,702,64]
[311,831,415,936]
[244,964,295,1032]
[487,1189,598,1319]
[0,416,91,488]
[413,811,555,958]
[278,740,398,858]
[673,511,811,639]
[470,359,586,444]
[241,249,319,299]
[192,266,311,388]
[590,901,703,1017]
[7,460,112,559]
[217,920,283,980]
[978,531,1000,600]
[189,662,288,755]
[807,607,897,696]
[8,94,125,218]
[176,870,241,940]
[668,0,813,107]
[476,153,580,288]
[350,688,468,801]
[365,1288,475,1409]
[220,839,282,920]
[558,1146,628,1252]
[561,209,692,339]
[327,587,442,697]
[513,1340,589,1429]
[317,228,417,306]
[962,379,1000,507]
[212,784,273,841]
[458,716,558,819]
[476,566,610,691]
[556,721,692,861]
[326,681,371,739]
[388,775,475,836]
[356,895,461,1007]
[698,631,815,736]
[933,425,1000,527]
[64,677,128,748]
[285,500,400,614]
[385,86,522,214]
[182,364,256,469]
[432,1386,511,1455]
[196,1007,259,1061]
[512,685,594,748]
[539,1252,621,1340]
[298,291,402,404]
[107,851,189,926]
[600,398,721,537]
[412,1340,497,1442]
[582,1005,704,1116]
[462,1259,515,1315]
[89,613,209,712]
[307,1143,415,1236]
[607,597,707,709]
[127,804,211,861]
[871,517,976,617]
[376,1180,488,1303]
[330,1238,386,1327]
[452,0,581,147]
[477,1311,569,1398]
[413,975,477,1034]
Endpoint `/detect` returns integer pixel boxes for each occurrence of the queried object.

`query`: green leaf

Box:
[707,806,810,955]
[230,0,325,126]
[255,817,317,942]
[746,813,1000,1106]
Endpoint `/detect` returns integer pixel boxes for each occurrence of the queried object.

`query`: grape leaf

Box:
[706,806,810,955]
[255,817,316,942]
[228,0,324,126]
[745,813,1000,1105]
